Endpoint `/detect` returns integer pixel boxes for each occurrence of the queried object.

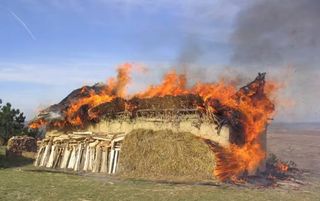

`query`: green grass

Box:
[0,169,319,201]
[0,146,319,201]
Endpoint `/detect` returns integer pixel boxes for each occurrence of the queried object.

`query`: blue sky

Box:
[0,0,319,122]
[0,0,238,62]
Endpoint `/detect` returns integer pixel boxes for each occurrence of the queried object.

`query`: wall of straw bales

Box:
[117,129,216,181]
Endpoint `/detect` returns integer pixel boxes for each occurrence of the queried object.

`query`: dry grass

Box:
[118,129,216,181]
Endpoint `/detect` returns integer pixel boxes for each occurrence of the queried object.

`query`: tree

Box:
[0,99,27,142]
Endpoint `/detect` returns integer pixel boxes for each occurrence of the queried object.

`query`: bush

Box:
[0,100,40,144]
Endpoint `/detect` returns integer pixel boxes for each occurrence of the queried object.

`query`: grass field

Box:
[1,146,320,201]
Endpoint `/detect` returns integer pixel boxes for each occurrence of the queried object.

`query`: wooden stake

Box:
[53,145,64,168]
[108,149,115,174]
[40,141,52,167]
[60,145,71,169]
[74,144,83,171]
[112,149,119,174]
[100,148,108,173]
[46,144,57,168]
[67,146,77,169]
[93,145,102,173]
[34,144,45,167]
[83,145,90,171]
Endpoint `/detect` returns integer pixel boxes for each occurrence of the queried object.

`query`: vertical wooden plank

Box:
[108,149,115,174]
[67,146,76,169]
[40,142,52,167]
[74,144,83,171]
[53,145,63,168]
[79,144,87,171]
[112,150,119,174]
[88,147,95,171]
[83,145,90,171]
[93,145,102,173]
[34,144,45,167]
[100,148,108,173]
[46,144,56,168]
[60,145,71,169]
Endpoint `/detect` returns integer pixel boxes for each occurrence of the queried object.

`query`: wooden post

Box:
[100,147,109,173]
[108,149,115,174]
[74,143,84,171]
[60,145,71,169]
[34,144,45,167]
[88,147,95,171]
[53,145,63,168]
[83,145,90,171]
[46,144,57,168]
[88,140,99,171]
[112,149,120,174]
[79,144,87,171]
[67,146,77,169]
[93,145,102,173]
[40,141,52,167]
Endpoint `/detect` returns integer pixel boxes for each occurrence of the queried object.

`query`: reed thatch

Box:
[89,97,126,118]
[129,94,204,111]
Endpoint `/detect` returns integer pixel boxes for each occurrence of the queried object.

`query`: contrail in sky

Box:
[7,9,36,41]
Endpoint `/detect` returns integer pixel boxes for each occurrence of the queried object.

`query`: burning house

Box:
[30,64,276,182]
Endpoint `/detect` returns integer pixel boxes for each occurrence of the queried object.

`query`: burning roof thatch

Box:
[30,64,278,182]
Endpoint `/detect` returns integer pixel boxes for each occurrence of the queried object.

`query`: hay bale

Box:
[6,136,37,157]
[118,129,216,181]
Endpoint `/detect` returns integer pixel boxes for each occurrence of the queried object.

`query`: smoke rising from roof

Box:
[230,0,320,122]
[231,0,320,68]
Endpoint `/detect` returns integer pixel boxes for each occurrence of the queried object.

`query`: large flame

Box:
[137,71,277,181]
[29,63,279,181]
[65,63,132,125]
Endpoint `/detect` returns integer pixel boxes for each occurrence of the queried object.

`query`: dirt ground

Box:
[268,122,320,179]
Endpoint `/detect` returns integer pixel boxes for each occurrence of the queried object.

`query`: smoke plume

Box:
[231,0,320,122]
[231,0,320,68]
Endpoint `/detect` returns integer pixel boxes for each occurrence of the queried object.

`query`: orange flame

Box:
[29,118,47,129]
[136,71,277,181]
[29,64,280,181]
[277,162,289,172]
[137,71,188,98]
[65,63,132,126]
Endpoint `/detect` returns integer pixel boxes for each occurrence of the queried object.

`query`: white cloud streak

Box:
[17,0,247,43]
[7,9,36,41]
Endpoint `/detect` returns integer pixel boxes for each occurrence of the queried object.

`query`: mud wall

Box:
[47,115,231,146]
